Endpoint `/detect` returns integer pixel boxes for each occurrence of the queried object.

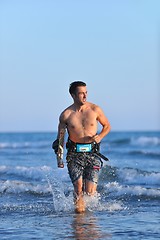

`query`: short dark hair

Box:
[69,81,86,95]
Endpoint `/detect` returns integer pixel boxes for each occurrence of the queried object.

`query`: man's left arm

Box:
[93,106,111,143]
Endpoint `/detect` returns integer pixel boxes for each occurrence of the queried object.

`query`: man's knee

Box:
[85,180,97,195]
[73,177,83,195]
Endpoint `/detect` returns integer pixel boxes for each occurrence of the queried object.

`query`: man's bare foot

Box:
[75,196,85,214]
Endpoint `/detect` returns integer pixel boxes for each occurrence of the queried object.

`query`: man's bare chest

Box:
[67,110,97,127]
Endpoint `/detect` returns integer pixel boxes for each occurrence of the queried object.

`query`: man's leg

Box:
[73,177,85,213]
[85,180,97,195]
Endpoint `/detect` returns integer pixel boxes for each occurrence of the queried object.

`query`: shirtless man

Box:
[52,81,111,213]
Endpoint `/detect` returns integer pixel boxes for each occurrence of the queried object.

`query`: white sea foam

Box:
[131,136,160,146]
[117,168,160,185]
[0,142,30,149]
[0,141,49,149]
[0,180,51,194]
[0,142,9,149]
[84,193,124,212]
[0,165,51,181]
[104,181,160,198]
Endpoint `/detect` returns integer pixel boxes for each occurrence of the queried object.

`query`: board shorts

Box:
[66,152,101,184]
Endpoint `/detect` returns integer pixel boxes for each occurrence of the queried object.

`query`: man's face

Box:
[73,86,87,105]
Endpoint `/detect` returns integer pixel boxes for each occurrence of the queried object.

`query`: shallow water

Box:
[0,131,160,239]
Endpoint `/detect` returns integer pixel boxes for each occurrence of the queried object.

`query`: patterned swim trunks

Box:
[66,152,102,184]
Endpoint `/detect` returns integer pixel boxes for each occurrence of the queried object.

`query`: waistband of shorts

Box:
[66,138,100,153]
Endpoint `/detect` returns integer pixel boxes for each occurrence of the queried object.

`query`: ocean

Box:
[0,131,159,239]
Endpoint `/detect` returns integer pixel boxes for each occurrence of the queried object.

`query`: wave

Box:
[0,141,50,149]
[1,164,160,212]
[127,150,160,159]
[0,180,51,195]
[0,165,51,181]
[117,168,160,186]
[131,136,160,146]
[109,136,160,146]
[110,138,131,145]
[103,182,160,200]
[0,178,125,213]
[100,166,160,186]
[1,179,159,214]
[1,163,160,187]
[1,136,159,149]
[1,164,159,190]
[105,149,160,159]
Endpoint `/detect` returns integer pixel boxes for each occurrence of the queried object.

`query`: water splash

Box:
[45,169,74,212]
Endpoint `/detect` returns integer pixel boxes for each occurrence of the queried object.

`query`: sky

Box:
[0,0,160,132]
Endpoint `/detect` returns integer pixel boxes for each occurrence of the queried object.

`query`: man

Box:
[52,81,111,213]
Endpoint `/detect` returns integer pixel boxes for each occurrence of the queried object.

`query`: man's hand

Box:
[57,145,64,168]
[56,157,64,168]
[52,139,64,168]
[92,134,101,143]
[57,145,63,159]
[52,139,59,153]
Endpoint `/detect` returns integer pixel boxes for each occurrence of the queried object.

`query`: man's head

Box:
[69,81,87,105]
[69,81,86,95]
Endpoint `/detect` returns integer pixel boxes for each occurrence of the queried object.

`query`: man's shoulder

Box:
[64,104,74,112]
[60,105,73,117]
[87,102,100,111]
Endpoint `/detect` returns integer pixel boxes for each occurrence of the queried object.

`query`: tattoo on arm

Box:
[58,127,66,147]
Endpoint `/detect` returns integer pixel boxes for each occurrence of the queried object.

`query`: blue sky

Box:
[0,0,159,132]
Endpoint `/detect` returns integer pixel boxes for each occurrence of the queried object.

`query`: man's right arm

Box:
[52,113,67,168]
[57,117,66,148]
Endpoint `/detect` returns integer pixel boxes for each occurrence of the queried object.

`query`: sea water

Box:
[0,131,160,239]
